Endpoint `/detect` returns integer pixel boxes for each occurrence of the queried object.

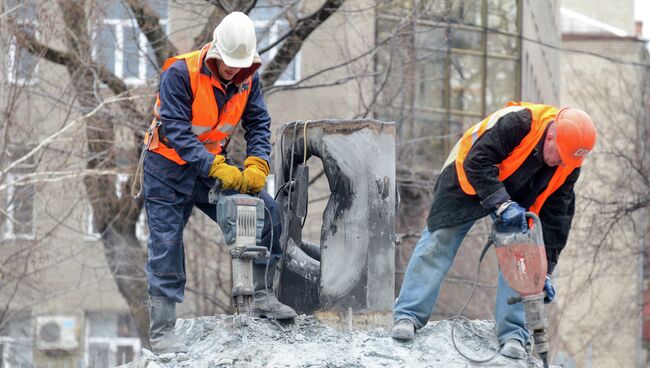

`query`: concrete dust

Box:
[120,315,540,368]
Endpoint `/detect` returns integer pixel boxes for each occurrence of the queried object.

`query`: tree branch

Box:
[0,4,21,19]
[1,94,144,177]
[263,37,389,95]
[9,22,72,66]
[192,6,224,50]
[124,0,178,66]
[192,1,258,50]
[261,0,345,87]
[10,24,148,122]
[257,1,314,55]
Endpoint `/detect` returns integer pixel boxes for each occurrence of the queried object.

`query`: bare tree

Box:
[4,0,345,346]
[3,1,643,365]
[553,37,650,364]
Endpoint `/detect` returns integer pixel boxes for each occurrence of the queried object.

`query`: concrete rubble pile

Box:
[122,120,546,367]
[120,315,538,368]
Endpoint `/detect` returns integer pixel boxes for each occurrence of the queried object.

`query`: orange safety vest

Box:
[143,43,252,165]
[444,101,576,216]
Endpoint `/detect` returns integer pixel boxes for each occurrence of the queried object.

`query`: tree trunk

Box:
[102,227,151,347]
[8,0,349,347]
[57,0,151,344]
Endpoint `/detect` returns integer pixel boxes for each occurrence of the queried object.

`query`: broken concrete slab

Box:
[118,315,541,368]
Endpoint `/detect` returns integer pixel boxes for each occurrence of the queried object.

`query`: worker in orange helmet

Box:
[391,102,597,361]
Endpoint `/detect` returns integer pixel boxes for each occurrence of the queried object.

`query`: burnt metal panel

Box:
[275,120,396,314]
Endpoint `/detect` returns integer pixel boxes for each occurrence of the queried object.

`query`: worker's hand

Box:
[209,155,242,190]
[496,200,527,233]
[543,275,555,304]
[239,156,270,194]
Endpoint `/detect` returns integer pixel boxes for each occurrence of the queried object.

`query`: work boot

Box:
[251,264,297,320]
[500,339,527,360]
[391,319,415,341]
[149,295,188,354]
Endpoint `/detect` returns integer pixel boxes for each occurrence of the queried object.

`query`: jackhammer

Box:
[209,180,268,327]
[493,213,551,368]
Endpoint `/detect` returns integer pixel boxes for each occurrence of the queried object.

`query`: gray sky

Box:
[636,0,650,40]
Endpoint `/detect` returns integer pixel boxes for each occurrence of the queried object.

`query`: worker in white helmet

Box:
[141,12,296,354]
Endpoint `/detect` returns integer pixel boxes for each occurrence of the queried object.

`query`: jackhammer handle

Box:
[524,212,541,227]
[492,212,541,233]
[208,179,223,205]
[239,245,269,259]
[507,296,522,305]
[507,290,548,305]
[213,179,223,193]
[212,179,258,196]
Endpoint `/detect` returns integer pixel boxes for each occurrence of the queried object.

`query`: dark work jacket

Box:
[144,60,272,196]
[426,109,580,274]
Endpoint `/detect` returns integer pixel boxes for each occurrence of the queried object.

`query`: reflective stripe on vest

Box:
[445,101,576,216]
[143,43,252,165]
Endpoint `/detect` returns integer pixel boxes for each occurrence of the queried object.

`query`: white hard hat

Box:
[213,12,257,68]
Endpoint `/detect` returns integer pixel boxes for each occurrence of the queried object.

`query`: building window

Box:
[250,1,300,84]
[6,0,39,85]
[87,173,147,241]
[4,144,37,242]
[4,173,35,240]
[0,312,33,368]
[94,0,169,85]
[375,0,520,169]
[85,312,140,368]
[86,202,102,241]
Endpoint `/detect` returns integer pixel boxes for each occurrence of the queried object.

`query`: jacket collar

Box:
[202,42,262,86]
[535,123,552,164]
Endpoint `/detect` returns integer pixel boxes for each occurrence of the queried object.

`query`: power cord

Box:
[302,121,309,165]
[301,121,309,229]
[274,122,300,299]
[265,121,310,327]
[285,121,300,217]
[447,235,501,363]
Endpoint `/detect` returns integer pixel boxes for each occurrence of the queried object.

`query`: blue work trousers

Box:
[143,170,282,303]
[393,221,529,345]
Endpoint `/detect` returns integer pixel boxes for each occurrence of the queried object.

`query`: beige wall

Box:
[1,0,376,301]
[266,0,376,241]
[558,36,647,367]
[265,1,375,128]
[562,0,636,35]
[1,0,377,365]
[521,0,560,104]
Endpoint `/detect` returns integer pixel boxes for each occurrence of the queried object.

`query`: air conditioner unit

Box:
[35,316,79,351]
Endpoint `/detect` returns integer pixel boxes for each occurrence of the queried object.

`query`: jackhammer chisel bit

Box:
[209,180,268,327]
[494,213,551,368]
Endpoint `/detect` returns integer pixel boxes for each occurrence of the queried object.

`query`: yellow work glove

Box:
[209,155,242,190]
[239,156,270,194]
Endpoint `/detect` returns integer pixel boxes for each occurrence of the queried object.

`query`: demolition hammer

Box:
[209,180,268,326]
[493,212,551,368]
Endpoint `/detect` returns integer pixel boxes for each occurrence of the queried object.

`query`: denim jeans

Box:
[393,221,529,345]
[144,170,282,303]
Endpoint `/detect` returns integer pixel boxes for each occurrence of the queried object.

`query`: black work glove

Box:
[495,200,527,233]
[543,275,556,304]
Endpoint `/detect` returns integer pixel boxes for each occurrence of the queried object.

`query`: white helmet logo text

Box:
[573,148,590,157]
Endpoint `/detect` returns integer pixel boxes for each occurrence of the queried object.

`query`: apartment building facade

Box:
[0,0,564,366]
[556,1,649,366]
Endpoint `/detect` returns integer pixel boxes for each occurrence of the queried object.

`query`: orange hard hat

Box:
[554,107,597,167]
